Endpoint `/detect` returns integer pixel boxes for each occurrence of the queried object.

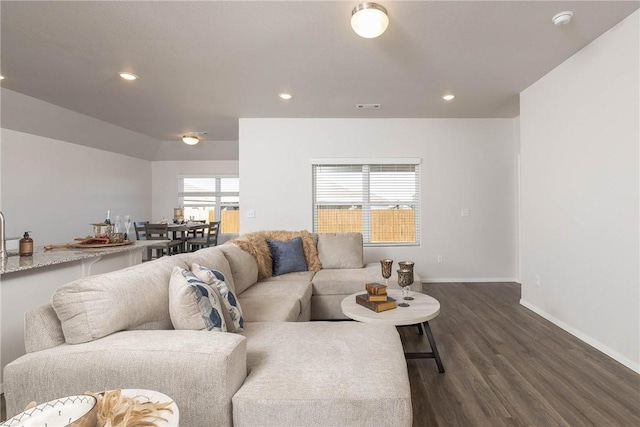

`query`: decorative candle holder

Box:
[380,259,393,286]
[398,261,415,300]
[397,269,413,307]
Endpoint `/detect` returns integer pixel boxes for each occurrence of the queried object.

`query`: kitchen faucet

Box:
[0,210,6,260]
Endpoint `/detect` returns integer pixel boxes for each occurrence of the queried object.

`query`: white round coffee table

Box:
[341,289,445,373]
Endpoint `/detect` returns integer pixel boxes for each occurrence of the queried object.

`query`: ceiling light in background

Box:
[278,93,292,100]
[442,94,455,101]
[182,134,199,145]
[118,72,139,81]
[0,75,5,80]
[351,2,389,39]
[552,11,573,26]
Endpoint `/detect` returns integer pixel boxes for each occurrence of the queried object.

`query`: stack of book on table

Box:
[356,283,397,312]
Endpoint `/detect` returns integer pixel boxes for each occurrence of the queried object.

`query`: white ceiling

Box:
[1,1,638,154]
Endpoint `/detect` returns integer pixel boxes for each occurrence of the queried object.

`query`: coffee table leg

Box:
[404,321,445,373]
[416,323,424,335]
[423,321,445,373]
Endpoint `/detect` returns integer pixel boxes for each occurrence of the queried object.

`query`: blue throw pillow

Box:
[266,237,308,276]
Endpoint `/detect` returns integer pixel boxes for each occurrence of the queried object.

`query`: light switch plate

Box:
[461,208,470,217]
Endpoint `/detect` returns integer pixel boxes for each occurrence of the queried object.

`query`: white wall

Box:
[239,118,517,282]
[1,128,152,244]
[151,160,239,222]
[520,11,639,372]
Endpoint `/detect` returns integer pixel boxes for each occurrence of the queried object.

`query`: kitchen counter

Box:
[0,240,162,275]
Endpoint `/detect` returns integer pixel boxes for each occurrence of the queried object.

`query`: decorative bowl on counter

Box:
[109,232,124,243]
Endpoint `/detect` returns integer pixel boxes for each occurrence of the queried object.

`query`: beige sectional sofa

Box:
[4,232,417,426]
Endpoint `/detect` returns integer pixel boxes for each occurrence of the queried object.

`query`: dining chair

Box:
[188,220,207,238]
[134,221,149,240]
[144,223,183,259]
[186,221,220,252]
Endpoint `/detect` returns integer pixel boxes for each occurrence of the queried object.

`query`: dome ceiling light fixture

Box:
[552,11,574,26]
[182,131,208,146]
[351,2,389,39]
[182,134,200,145]
[118,71,139,81]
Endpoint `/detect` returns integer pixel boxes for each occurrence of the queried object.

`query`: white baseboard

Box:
[423,277,518,283]
[520,299,640,374]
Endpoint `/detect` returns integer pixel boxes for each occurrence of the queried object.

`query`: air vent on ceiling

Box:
[356,104,381,110]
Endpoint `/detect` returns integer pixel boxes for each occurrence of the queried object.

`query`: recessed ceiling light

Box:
[552,11,573,26]
[442,94,455,101]
[118,72,139,81]
[278,93,292,100]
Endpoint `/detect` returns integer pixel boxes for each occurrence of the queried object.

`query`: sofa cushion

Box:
[192,263,244,332]
[233,322,412,427]
[51,255,184,344]
[259,271,316,283]
[51,248,235,344]
[169,266,229,332]
[311,264,380,296]
[218,244,258,295]
[227,233,273,279]
[312,263,422,296]
[239,297,300,322]
[240,280,312,311]
[266,237,308,276]
[317,232,364,268]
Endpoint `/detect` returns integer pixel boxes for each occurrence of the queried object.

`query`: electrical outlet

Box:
[535,275,541,286]
[437,255,443,263]
[246,209,255,218]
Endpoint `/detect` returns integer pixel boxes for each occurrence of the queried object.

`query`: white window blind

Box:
[312,162,421,245]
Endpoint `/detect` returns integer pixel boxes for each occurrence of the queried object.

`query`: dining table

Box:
[167,222,206,252]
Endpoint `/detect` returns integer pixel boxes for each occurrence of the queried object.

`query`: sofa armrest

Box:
[24,303,65,353]
[4,330,246,427]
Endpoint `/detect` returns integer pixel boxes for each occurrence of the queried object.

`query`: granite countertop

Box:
[0,240,162,275]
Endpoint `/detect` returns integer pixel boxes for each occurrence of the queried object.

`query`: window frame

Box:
[177,174,239,229]
[311,158,421,247]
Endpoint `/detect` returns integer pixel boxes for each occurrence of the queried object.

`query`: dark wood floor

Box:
[403,282,640,427]
[2,283,639,426]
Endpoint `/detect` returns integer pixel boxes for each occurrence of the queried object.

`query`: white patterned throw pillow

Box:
[192,263,245,332]
[168,266,228,332]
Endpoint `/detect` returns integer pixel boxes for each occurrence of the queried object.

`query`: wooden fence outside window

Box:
[316,208,416,243]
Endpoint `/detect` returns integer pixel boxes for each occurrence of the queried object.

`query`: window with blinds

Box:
[312,161,420,245]
[178,175,240,233]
